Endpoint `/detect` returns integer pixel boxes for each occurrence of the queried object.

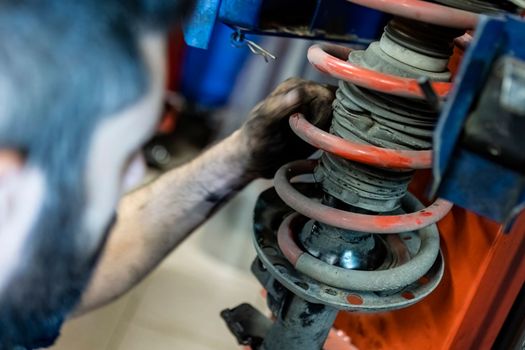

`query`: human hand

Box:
[240,78,335,178]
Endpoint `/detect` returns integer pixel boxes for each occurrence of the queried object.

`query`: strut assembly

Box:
[222,1,509,349]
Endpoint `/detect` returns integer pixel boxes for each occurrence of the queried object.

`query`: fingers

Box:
[241,79,336,179]
[268,77,305,97]
[252,90,302,123]
[249,79,335,131]
[279,82,335,129]
[266,79,335,116]
[302,84,336,129]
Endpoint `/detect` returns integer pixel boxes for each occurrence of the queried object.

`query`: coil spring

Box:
[271,0,483,305]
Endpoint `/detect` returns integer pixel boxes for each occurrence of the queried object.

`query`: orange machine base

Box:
[333,173,525,350]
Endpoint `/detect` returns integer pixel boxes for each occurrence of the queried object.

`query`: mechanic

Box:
[0,1,334,348]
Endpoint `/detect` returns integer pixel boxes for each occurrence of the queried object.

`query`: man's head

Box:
[0,1,192,348]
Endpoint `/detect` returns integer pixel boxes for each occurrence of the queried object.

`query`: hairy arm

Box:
[75,130,255,314]
[75,79,334,315]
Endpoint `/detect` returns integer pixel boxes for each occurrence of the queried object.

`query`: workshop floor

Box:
[50,181,270,350]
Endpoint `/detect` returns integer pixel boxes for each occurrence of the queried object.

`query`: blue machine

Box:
[183,0,389,49]
[181,23,254,108]
[432,15,525,228]
[181,0,389,108]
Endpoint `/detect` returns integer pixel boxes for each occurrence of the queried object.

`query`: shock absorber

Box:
[223,1,509,350]
[273,11,464,294]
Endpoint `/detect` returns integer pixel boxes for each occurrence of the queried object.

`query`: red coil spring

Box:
[273,0,463,241]
[346,0,479,28]
[307,44,452,99]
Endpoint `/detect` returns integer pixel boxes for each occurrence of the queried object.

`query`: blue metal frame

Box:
[219,0,262,29]
[432,15,525,227]
[183,0,388,49]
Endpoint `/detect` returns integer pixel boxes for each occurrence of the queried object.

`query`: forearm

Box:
[76,130,255,315]
[74,78,335,316]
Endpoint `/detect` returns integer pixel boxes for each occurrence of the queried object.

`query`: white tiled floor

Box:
[51,181,270,350]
